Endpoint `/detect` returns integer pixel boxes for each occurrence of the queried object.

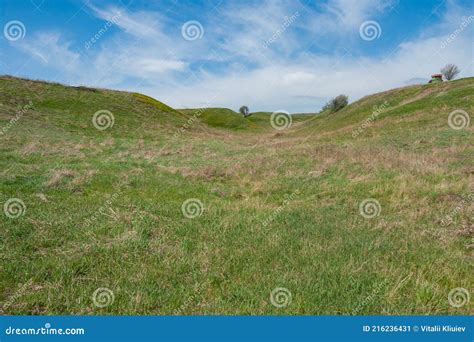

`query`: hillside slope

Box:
[178,107,256,130]
[298,77,473,142]
[0,76,472,315]
[0,76,191,139]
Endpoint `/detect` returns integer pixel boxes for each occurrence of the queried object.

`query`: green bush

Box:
[322,94,349,112]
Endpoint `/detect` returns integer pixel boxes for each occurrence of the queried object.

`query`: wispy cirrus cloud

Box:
[16,32,81,72]
[86,4,164,39]
[318,0,397,30]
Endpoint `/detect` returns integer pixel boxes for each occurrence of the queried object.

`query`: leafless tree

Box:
[441,64,460,80]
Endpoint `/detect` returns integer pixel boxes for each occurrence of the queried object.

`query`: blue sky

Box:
[1,0,473,112]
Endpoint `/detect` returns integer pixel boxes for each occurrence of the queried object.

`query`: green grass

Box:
[177,109,313,131]
[0,76,472,315]
[178,107,255,130]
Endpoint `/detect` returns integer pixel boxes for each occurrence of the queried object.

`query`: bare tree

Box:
[441,64,460,80]
[239,106,250,117]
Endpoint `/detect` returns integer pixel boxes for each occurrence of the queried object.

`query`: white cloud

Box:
[16,32,81,73]
[132,58,186,74]
[10,1,474,112]
[322,0,396,29]
[86,4,165,40]
[142,0,473,112]
[151,30,472,112]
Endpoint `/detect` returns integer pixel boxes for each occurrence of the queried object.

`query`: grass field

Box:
[0,75,472,315]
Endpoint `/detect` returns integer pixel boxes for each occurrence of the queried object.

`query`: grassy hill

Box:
[0,75,472,315]
[178,107,256,130]
[177,108,318,131]
[299,77,474,142]
[177,108,312,131]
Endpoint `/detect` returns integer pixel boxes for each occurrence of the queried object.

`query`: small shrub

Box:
[322,94,348,113]
[239,105,250,117]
